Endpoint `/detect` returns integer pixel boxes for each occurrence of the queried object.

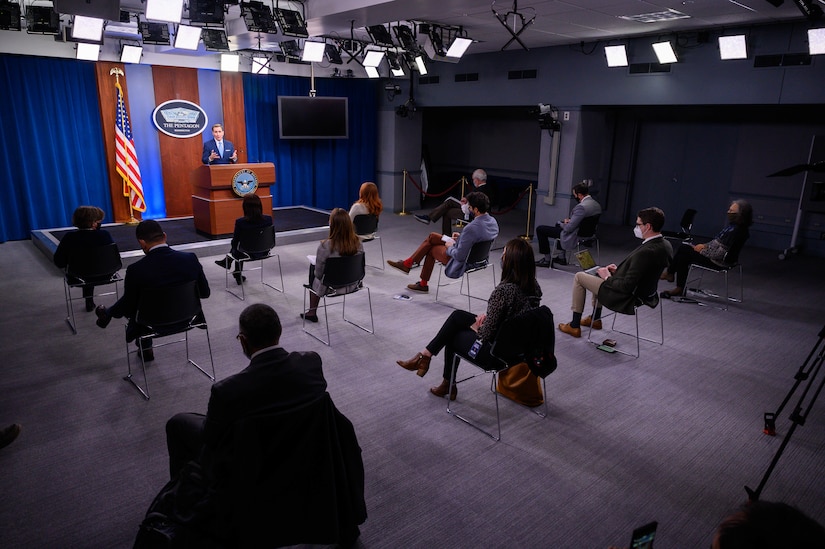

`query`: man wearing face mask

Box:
[388,192,499,293]
[415,168,493,235]
[534,181,602,267]
[558,207,671,338]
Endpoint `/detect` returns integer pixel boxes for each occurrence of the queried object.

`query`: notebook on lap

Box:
[575,249,601,276]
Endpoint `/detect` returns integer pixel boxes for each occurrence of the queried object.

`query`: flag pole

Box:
[398,169,409,216]
[110,67,140,225]
[519,184,534,241]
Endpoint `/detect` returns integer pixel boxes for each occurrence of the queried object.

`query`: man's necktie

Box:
[217,141,223,157]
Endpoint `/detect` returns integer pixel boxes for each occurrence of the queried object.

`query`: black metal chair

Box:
[302,252,374,346]
[447,305,556,441]
[571,213,601,266]
[435,239,497,312]
[662,208,698,245]
[223,225,283,301]
[124,280,216,400]
[63,242,122,335]
[352,214,384,270]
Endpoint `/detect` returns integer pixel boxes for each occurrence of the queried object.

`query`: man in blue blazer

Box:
[95,220,210,360]
[201,123,238,165]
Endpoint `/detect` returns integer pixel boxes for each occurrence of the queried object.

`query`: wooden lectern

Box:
[191,163,276,236]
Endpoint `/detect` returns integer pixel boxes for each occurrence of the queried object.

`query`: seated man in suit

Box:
[558,207,671,338]
[415,168,494,235]
[163,304,366,546]
[201,123,238,165]
[387,192,499,293]
[95,220,210,360]
[534,181,602,267]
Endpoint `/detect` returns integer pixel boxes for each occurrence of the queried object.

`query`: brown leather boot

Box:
[397,353,431,377]
[429,378,457,401]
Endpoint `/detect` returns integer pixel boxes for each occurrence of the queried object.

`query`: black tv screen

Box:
[278,96,349,140]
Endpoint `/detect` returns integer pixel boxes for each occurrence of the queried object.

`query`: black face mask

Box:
[727,213,737,223]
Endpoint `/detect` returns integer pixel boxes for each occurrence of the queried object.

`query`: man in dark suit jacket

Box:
[558,207,672,338]
[95,220,210,359]
[201,123,238,165]
[534,181,602,267]
[415,168,494,235]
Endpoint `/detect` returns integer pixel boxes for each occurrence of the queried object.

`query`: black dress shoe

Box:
[414,214,431,225]
[232,272,246,285]
[85,299,96,312]
[95,306,112,328]
[553,256,568,266]
[215,257,232,269]
[535,258,552,268]
[300,313,319,323]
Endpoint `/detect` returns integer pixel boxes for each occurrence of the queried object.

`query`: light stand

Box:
[745,323,825,501]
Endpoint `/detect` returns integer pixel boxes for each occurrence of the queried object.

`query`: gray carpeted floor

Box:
[2,209,825,548]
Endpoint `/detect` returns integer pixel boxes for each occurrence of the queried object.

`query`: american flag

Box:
[114,81,145,212]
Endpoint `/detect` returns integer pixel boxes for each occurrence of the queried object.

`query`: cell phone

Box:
[629,521,657,549]
[596,344,616,353]
[393,294,411,300]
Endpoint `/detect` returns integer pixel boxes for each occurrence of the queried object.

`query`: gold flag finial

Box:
[109,67,124,85]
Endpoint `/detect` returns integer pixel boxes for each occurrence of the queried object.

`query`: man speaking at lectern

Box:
[202,123,238,165]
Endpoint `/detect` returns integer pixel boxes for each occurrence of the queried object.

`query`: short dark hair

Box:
[466,191,490,214]
[135,220,164,243]
[637,207,665,232]
[72,206,104,229]
[572,182,590,197]
[239,304,282,348]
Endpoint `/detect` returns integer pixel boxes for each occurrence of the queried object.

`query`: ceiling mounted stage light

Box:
[72,15,104,42]
[0,1,22,31]
[809,28,825,54]
[718,35,747,60]
[367,24,395,47]
[279,39,300,58]
[423,25,472,62]
[145,0,183,24]
[386,51,404,77]
[415,54,428,75]
[202,28,229,50]
[792,0,824,21]
[174,24,202,50]
[26,6,60,35]
[652,40,678,63]
[252,54,269,74]
[274,8,308,38]
[221,53,239,72]
[302,41,326,63]
[76,42,100,61]
[365,66,380,78]
[121,44,143,64]
[189,0,225,26]
[604,45,628,67]
[393,24,417,50]
[446,36,473,58]
[240,1,277,33]
[363,50,386,67]
[325,44,343,64]
[139,21,171,45]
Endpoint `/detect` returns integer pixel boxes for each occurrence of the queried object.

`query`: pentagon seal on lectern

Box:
[231,169,259,197]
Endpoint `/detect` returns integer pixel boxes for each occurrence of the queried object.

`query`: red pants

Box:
[409,232,450,282]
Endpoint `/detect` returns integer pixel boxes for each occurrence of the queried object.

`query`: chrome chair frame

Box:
[63,242,122,335]
[435,239,497,312]
[124,280,216,400]
[587,292,664,359]
[302,252,374,346]
[352,214,384,270]
[224,225,284,301]
[684,261,743,311]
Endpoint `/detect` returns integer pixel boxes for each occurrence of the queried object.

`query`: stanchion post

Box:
[126,198,139,225]
[519,184,534,241]
[398,169,410,216]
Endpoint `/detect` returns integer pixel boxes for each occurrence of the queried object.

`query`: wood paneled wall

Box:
[95,62,133,223]
[220,72,247,164]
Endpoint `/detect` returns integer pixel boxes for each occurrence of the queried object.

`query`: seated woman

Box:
[53,205,116,312]
[348,181,383,239]
[396,238,542,400]
[215,194,273,285]
[661,199,753,298]
[301,208,364,323]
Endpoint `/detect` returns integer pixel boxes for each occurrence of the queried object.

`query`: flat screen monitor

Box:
[278,96,348,140]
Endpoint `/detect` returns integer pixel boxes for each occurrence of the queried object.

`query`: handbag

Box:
[497,362,544,407]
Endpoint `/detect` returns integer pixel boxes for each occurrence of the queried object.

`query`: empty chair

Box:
[124,280,216,400]
[352,214,384,270]
[435,239,497,312]
[302,252,374,346]
[662,208,698,245]
[63,242,122,335]
[223,225,283,301]
[447,305,557,441]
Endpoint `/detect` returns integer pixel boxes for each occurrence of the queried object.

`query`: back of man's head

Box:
[714,500,825,549]
[135,220,165,243]
[466,191,490,214]
[572,182,590,197]
[239,304,282,350]
[638,207,665,233]
[472,169,487,183]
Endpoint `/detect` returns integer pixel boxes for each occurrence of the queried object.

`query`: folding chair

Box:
[662,208,698,245]
[124,280,216,400]
[435,239,497,312]
[224,225,283,300]
[447,305,556,441]
[352,214,384,270]
[302,252,374,346]
[63,242,122,335]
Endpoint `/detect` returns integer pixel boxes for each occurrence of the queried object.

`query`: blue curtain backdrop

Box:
[0,54,111,243]
[242,74,377,211]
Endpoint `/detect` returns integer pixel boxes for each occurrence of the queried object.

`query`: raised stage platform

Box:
[32,206,331,266]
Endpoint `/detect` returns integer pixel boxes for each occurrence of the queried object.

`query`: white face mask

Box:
[633,225,644,239]
[461,203,471,217]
